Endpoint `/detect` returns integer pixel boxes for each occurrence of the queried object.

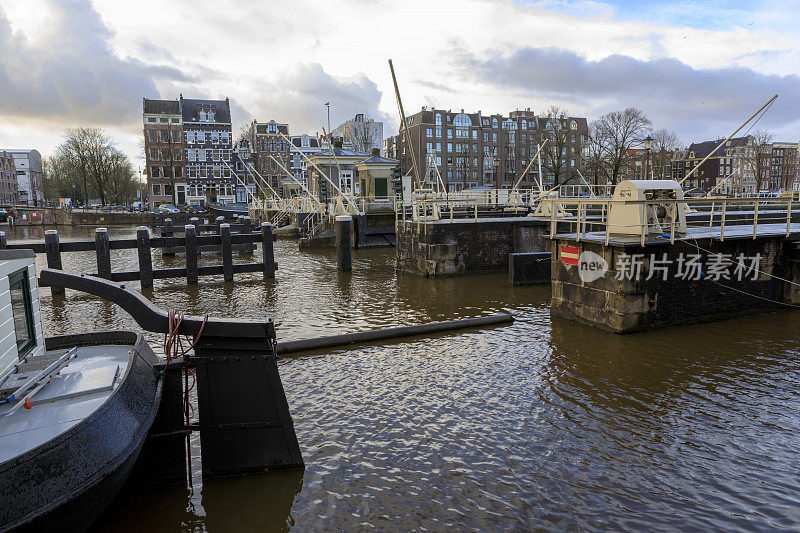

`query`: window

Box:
[147,117,156,123]
[447,129,453,139]
[9,269,35,357]
[151,166,161,178]
[171,118,179,124]
[492,118,498,129]
[212,131,219,144]
[152,184,162,196]
[221,132,230,144]
[148,130,158,143]
[435,113,442,125]
[186,131,195,144]
[426,128,433,137]
[197,132,205,143]
[436,127,442,138]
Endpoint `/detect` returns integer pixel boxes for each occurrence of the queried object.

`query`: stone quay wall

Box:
[396,217,551,276]
[550,236,799,333]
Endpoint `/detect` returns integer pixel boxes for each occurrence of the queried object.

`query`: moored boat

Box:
[0,250,162,532]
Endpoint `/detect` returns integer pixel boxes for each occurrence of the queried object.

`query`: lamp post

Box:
[644,135,654,179]
[493,157,500,188]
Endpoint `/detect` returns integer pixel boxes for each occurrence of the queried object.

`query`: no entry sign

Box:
[561,245,579,266]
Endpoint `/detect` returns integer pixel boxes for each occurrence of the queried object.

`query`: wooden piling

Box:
[185,224,198,284]
[95,228,112,279]
[261,222,275,278]
[44,230,64,294]
[163,218,176,256]
[220,223,233,282]
[336,215,352,271]
[137,226,153,288]
[215,216,224,235]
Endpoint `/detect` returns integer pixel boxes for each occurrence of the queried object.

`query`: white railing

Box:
[539,196,796,246]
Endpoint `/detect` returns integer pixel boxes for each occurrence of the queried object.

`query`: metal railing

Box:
[539,196,796,246]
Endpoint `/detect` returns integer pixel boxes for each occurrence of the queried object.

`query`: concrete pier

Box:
[550,224,800,333]
[396,217,551,276]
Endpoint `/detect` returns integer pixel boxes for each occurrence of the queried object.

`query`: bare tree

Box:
[739,130,774,191]
[348,115,378,154]
[47,128,140,205]
[539,106,574,188]
[581,120,610,189]
[650,128,681,179]
[597,107,652,185]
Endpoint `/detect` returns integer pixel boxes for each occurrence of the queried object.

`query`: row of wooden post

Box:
[40,222,275,294]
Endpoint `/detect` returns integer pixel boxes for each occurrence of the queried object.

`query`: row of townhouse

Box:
[383,107,589,192]
[143,96,387,209]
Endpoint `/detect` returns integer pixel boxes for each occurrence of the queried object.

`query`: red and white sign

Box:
[561,245,579,266]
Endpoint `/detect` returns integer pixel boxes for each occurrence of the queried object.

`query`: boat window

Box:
[9,269,35,357]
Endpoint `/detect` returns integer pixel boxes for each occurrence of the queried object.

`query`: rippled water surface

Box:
[12,225,800,531]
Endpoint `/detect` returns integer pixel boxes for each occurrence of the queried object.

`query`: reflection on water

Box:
[11,226,800,531]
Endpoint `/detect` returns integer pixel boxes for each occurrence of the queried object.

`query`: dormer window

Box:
[199,111,207,121]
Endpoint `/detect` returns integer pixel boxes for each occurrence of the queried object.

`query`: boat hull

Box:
[0,331,162,533]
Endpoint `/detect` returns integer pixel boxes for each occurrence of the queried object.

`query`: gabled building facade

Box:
[249,121,290,196]
[182,96,234,205]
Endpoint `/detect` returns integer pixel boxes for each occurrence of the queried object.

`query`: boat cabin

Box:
[0,250,44,383]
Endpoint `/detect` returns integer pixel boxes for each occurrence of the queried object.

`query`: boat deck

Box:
[0,345,132,463]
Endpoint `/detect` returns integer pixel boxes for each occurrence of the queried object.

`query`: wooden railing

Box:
[2,222,277,292]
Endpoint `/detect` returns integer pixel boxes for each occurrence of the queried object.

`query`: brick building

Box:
[0,151,19,205]
[383,107,588,191]
[1,150,43,206]
[248,120,290,195]
[142,98,184,209]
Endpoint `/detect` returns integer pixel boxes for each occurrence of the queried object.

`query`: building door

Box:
[176,185,186,205]
[374,178,388,199]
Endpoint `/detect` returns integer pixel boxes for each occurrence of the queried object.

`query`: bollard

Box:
[185,224,198,284]
[137,226,153,288]
[0,231,6,249]
[261,222,275,278]
[163,218,176,256]
[44,230,64,293]
[95,228,112,279]
[220,223,233,282]
[335,215,352,272]
[44,230,64,294]
[215,216,225,236]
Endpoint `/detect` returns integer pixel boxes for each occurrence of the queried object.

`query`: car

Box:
[185,204,206,214]
[158,203,180,214]
[0,209,7,223]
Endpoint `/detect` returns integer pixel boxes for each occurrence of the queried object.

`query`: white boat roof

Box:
[0,345,132,463]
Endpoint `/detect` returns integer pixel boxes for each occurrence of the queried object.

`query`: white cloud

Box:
[0,0,798,162]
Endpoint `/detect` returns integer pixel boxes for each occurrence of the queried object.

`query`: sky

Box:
[0,0,799,169]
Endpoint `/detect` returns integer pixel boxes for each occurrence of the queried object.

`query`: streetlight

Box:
[493,157,500,188]
[643,135,654,179]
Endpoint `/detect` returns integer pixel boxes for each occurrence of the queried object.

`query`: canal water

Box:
[12,226,800,531]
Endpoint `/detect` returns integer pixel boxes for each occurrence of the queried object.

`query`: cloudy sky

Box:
[1,0,799,168]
